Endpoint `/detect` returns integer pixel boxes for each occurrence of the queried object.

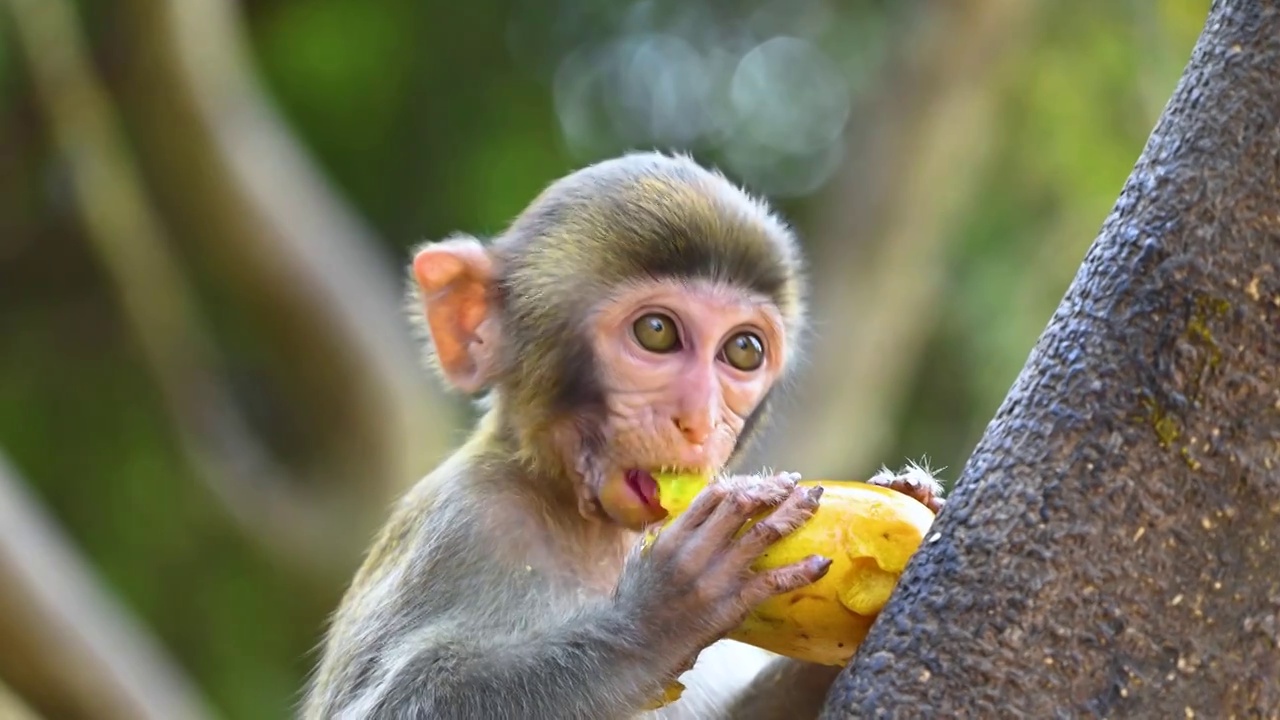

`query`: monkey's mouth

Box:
[623,469,661,511]
[623,465,710,514]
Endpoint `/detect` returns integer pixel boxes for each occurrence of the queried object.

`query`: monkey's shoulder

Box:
[355,477,571,591]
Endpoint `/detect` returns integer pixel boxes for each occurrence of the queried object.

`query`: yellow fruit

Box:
[641,679,685,710]
[651,472,936,667]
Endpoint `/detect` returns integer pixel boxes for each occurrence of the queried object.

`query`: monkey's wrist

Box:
[609,591,705,675]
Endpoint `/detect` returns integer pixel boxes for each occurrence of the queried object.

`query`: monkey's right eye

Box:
[632,313,681,353]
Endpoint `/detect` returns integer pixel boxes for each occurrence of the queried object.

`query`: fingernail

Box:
[811,555,833,572]
[809,485,824,501]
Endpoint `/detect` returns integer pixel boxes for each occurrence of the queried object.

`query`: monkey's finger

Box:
[868,466,946,512]
[694,473,797,549]
[729,485,822,565]
[660,479,727,536]
[646,480,732,567]
[741,556,832,607]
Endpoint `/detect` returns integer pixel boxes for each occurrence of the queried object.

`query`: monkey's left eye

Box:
[721,332,765,371]
[632,313,681,353]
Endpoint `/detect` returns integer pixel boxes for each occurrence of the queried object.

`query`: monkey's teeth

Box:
[646,464,715,477]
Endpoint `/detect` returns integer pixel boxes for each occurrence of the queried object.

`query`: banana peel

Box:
[642,472,935,709]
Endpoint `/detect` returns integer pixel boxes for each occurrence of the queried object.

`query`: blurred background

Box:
[0,0,1209,718]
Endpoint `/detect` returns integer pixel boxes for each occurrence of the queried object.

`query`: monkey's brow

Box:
[657,276,772,304]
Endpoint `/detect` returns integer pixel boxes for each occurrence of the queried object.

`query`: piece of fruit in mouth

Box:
[623,468,661,509]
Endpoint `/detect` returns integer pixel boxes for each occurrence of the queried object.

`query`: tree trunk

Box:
[821,1,1280,717]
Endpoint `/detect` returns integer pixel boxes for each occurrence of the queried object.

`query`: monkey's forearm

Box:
[365,603,674,719]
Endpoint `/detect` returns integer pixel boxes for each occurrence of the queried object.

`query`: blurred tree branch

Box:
[2,0,400,576]
[758,0,1037,479]
[0,451,214,720]
[105,0,460,507]
[0,681,44,720]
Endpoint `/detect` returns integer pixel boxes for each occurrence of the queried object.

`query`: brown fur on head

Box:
[407,151,807,491]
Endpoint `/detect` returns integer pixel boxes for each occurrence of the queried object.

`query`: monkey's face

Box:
[409,154,807,530]
[572,278,788,531]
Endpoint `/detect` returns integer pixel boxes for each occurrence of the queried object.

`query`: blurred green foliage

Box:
[0,0,1208,717]
[894,0,1206,466]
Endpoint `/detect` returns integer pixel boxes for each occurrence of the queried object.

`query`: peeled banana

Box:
[651,472,936,667]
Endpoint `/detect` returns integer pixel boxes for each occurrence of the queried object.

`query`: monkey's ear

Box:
[411,237,501,393]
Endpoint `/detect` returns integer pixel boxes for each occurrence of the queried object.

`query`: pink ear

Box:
[412,238,499,393]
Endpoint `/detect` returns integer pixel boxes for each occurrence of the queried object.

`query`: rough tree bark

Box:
[821,1,1280,717]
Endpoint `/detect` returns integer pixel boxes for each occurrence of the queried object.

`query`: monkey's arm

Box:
[312,511,692,720]
[360,602,672,719]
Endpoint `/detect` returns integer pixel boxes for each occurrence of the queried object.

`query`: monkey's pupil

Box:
[724,332,764,371]
[633,313,679,352]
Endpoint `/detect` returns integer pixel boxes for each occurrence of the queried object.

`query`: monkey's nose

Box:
[673,415,712,445]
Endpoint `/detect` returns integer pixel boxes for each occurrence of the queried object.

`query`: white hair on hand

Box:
[868,457,945,496]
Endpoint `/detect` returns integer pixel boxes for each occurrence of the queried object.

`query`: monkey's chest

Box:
[515,533,634,600]
[574,555,628,597]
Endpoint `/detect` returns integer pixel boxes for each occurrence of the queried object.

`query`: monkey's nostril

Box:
[673,417,710,445]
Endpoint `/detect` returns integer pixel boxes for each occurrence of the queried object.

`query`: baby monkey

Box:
[302,152,944,719]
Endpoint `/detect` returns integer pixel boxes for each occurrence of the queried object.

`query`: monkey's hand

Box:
[615,473,829,673]
[867,462,946,513]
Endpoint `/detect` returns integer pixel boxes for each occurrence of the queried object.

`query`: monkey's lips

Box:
[623,468,663,512]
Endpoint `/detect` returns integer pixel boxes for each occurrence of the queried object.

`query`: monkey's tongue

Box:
[624,469,661,509]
